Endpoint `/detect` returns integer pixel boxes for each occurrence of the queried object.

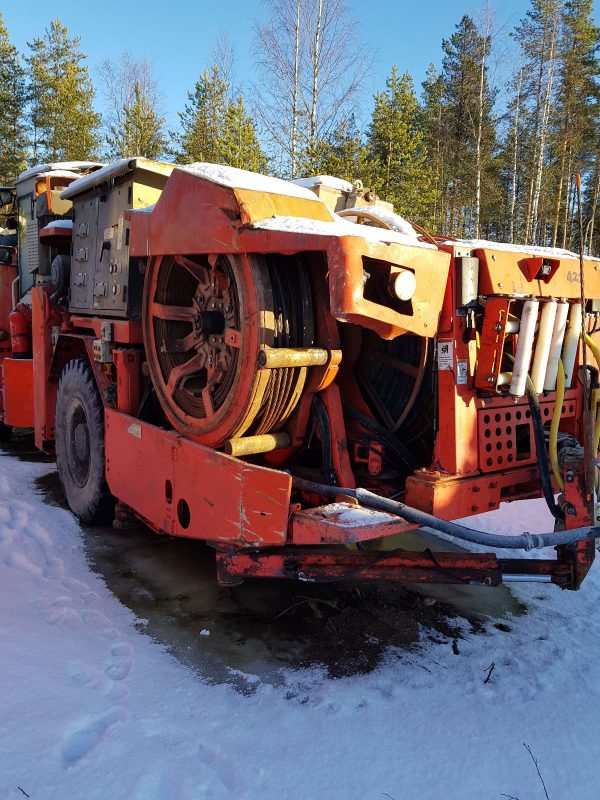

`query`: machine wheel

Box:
[55,359,114,524]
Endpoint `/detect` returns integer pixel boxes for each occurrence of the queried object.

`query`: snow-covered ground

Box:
[1,445,600,800]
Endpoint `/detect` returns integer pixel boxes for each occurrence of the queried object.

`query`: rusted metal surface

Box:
[104,409,292,545]
[215,548,502,585]
[558,448,596,590]
[113,348,142,416]
[68,316,143,345]
[290,502,417,544]
[405,466,542,518]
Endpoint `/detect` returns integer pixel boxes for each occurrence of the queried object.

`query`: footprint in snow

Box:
[36,597,81,629]
[105,642,133,681]
[4,550,43,577]
[68,660,106,690]
[196,741,241,795]
[62,706,125,766]
[42,556,64,580]
[61,576,90,595]
[0,521,15,541]
[81,608,112,631]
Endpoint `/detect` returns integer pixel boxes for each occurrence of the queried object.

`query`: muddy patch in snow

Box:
[19,448,525,688]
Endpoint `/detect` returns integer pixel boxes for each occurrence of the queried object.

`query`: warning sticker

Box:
[437,340,454,370]
[456,359,468,384]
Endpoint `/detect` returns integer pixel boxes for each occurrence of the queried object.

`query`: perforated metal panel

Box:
[478,396,577,473]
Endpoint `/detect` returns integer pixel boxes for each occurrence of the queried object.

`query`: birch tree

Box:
[98,54,165,158]
[254,0,368,177]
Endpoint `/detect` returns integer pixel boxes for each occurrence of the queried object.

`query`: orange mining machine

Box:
[1,158,599,591]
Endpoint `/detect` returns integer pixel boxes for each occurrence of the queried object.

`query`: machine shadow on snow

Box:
[12,436,525,688]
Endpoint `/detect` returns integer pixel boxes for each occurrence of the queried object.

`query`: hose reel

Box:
[142,251,315,447]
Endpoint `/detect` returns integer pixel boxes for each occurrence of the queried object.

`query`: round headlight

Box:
[392,270,416,302]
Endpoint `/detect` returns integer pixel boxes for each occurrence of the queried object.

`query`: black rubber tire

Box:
[55,359,114,524]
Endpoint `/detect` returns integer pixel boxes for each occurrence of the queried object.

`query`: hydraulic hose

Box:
[524,373,564,520]
[549,359,565,491]
[503,351,563,520]
[292,477,599,551]
[585,333,600,456]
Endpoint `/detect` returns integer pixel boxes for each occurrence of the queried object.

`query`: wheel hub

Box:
[73,422,89,461]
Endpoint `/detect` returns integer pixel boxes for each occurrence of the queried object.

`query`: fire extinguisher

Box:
[9,303,32,359]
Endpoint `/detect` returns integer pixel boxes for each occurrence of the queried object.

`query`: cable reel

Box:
[142,251,315,447]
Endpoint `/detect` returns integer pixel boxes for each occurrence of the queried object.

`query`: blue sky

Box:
[2,0,590,129]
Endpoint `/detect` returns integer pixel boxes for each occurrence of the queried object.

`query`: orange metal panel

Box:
[326,236,451,339]
[291,502,416,544]
[104,409,291,545]
[474,296,512,391]
[127,168,451,340]
[476,247,600,299]
[3,358,34,427]
[113,349,142,415]
[405,465,540,519]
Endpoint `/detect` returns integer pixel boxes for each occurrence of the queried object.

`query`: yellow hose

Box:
[550,359,565,491]
[585,333,600,370]
[584,335,600,486]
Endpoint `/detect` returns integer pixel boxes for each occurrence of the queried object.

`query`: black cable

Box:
[311,395,337,486]
[524,375,564,521]
[343,402,417,473]
[502,352,563,522]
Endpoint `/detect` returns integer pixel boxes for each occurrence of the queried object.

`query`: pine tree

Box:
[173,65,267,171]
[439,15,498,238]
[172,66,229,163]
[366,67,438,226]
[421,65,446,231]
[313,114,367,181]
[220,95,268,172]
[98,54,165,159]
[111,81,165,158]
[0,13,27,185]
[549,0,599,248]
[26,19,100,161]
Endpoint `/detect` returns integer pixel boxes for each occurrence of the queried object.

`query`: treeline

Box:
[0,1,598,252]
